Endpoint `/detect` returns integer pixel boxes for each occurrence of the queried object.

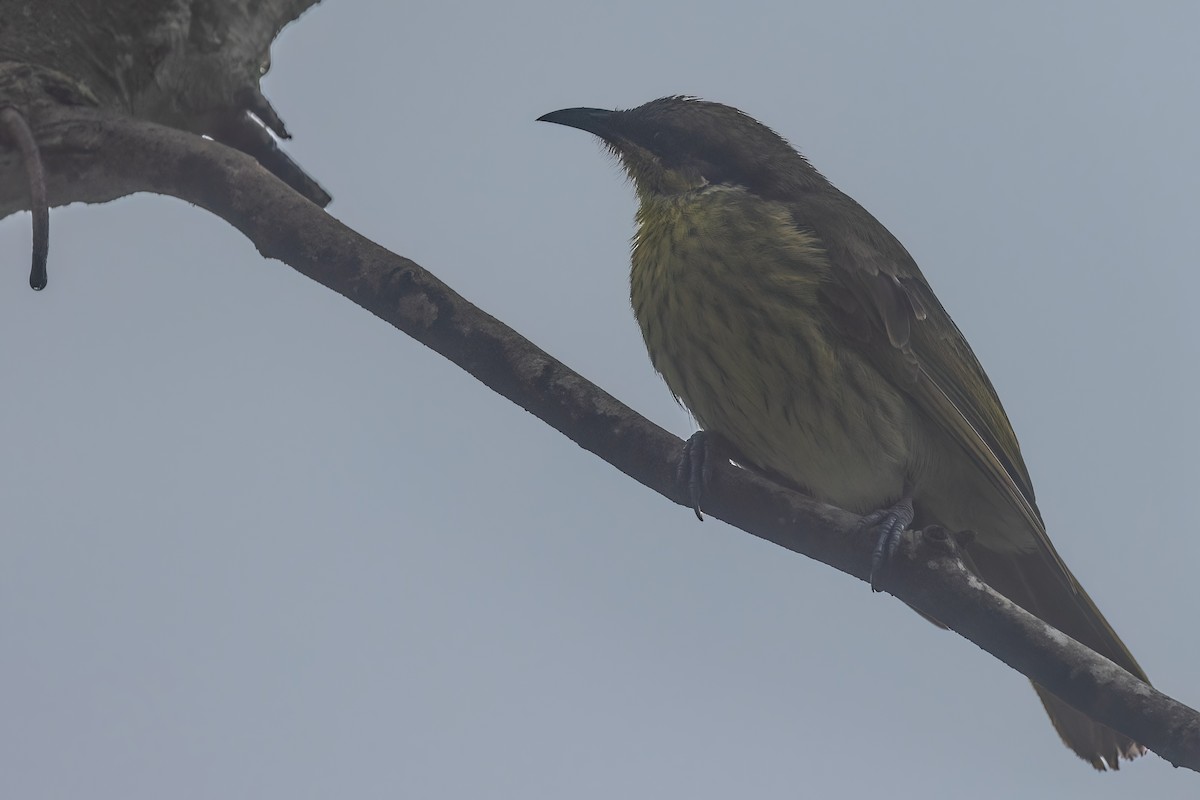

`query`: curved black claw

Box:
[676,431,714,521]
[861,495,915,592]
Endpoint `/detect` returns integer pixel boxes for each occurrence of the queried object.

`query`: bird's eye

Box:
[646,127,690,167]
[650,128,679,156]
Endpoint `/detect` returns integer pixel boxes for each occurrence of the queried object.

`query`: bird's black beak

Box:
[536,107,618,138]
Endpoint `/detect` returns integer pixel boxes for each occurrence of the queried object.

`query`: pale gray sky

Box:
[3,2,1198,797]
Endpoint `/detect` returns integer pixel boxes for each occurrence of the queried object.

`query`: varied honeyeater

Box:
[539,96,1148,770]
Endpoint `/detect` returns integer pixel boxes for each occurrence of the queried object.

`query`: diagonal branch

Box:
[31,105,1200,772]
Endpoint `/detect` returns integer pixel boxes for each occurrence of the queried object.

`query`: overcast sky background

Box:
[3,2,1198,798]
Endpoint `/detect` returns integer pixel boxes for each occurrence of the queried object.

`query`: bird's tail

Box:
[963,546,1148,770]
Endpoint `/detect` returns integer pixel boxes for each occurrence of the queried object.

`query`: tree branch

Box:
[0,0,328,213]
[23,105,1199,771]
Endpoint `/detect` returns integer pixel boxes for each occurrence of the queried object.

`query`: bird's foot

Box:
[860,494,915,592]
[676,431,736,521]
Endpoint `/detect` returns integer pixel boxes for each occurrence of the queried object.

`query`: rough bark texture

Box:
[0,0,327,213]
[1,0,1197,774]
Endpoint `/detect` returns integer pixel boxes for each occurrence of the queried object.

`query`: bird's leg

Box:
[859,487,915,592]
[675,430,742,521]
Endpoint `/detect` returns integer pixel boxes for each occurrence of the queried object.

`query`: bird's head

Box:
[538,96,825,201]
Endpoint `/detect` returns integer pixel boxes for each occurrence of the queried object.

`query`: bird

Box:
[538,96,1149,769]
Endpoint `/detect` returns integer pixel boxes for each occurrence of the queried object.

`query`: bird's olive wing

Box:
[792,192,1051,547]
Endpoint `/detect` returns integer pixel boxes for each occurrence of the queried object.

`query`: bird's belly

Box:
[655,323,914,513]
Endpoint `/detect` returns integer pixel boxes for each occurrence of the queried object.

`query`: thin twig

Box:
[0,106,49,289]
